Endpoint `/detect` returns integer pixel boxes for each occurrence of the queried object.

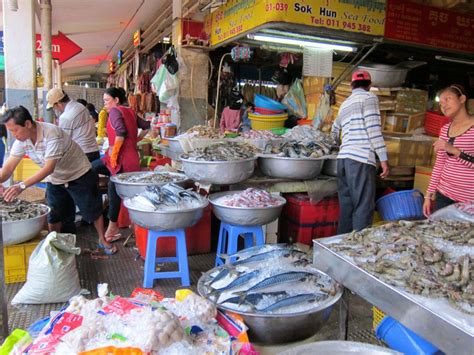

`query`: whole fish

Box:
[208,270,260,300]
[220,291,288,307]
[233,248,308,266]
[258,293,325,313]
[244,271,318,293]
[209,267,241,286]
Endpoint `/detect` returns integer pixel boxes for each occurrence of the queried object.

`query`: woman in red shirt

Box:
[423,84,474,216]
[92,88,150,249]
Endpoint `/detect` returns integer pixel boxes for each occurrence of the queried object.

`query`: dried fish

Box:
[180,125,223,139]
[182,142,259,161]
[115,172,186,184]
[0,198,49,222]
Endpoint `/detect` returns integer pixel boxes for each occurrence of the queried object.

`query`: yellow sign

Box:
[133,29,141,47]
[204,0,386,46]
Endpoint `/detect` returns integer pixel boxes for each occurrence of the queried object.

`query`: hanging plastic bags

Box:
[162,47,179,74]
[282,79,307,118]
[11,232,82,305]
[158,70,179,106]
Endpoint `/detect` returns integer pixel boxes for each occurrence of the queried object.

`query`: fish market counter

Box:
[313,235,473,355]
[157,144,337,194]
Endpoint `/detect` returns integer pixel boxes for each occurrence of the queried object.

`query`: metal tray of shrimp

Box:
[313,235,473,355]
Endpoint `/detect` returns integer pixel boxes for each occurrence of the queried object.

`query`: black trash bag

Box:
[162,47,179,74]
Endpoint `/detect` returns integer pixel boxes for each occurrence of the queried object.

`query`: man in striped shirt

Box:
[332,70,389,233]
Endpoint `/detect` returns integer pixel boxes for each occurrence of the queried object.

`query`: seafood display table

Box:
[313,235,473,355]
[234,175,337,194]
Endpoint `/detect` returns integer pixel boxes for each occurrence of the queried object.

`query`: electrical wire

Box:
[213,53,231,128]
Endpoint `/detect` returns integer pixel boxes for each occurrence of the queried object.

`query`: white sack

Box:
[12,232,82,305]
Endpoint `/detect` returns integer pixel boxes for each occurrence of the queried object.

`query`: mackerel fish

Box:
[258,293,326,313]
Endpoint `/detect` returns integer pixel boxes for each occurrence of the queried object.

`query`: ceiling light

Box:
[163,37,170,44]
[248,34,355,52]
[64,82,69,86]
[435,55,474,65]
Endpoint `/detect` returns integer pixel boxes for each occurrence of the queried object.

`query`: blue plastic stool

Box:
[215,222,265,266]
[143,228,190,288]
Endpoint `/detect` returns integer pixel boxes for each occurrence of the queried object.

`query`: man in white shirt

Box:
[46,88,99,162]
[0,106,116,255]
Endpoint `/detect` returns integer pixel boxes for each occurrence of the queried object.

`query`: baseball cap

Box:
[46,88,66,109]
[351,70,371,82]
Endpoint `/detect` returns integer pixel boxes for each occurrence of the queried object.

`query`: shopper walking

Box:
[332,70,389,233]
[0,106,116,254]
[46,88,99,162]
[91,87,150,242]
[423,84,474,216]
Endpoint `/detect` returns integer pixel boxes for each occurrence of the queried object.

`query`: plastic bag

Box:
[162,47,179,74]
[11,232,82,305]
[150,65,167,94]
[282,79,307,118]
[430,201,474,223]
[158,71,179,104]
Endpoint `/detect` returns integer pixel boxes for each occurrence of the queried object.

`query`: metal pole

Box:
[0,216,9,339]
[40,0,53,123]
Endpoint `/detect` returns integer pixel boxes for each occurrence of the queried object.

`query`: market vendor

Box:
[423,84,474,216]
[91,87,150,242]
[332,70,389,233]
[0,106,116,254]
[46,88,99,162]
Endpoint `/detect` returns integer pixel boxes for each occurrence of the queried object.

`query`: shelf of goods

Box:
[313,235,472,355]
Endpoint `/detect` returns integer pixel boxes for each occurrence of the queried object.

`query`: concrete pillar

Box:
[172,1,209,131]
[2,0,37,116]
[40,0,53,122]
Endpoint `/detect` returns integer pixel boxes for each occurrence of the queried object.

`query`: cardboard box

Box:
[414,166,432,194]
[395,89,428,114]
[384,112,425,133]
[384,133,434,167]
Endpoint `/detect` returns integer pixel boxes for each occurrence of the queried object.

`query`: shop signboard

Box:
[385,0,474,53]
[133,30,141,47]
[204,0,386,46]
[35,32,82,64]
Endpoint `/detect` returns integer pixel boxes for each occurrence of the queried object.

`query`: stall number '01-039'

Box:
[265,3,312,12]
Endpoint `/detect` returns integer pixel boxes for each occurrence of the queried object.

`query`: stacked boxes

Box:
[4,236,43,283]
[279,194,339,246]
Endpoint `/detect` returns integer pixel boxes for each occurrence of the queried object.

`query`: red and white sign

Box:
[35,31,82,64]
[385,0,474,54]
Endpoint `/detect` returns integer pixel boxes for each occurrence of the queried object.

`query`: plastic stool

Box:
[215,222,265,266]
[143,228,190,288]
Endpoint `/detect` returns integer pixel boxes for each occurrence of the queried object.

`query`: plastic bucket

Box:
[376,189,424,221]
[376,316,441,355]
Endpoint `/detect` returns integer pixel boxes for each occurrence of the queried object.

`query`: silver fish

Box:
[244,271,318,293]
[220,291,288,307]
[208,270,261,300]
[258,293,324,313]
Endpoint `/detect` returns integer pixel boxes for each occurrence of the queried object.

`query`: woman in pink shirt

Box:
[220,90,243,133]
[423,84,474,216]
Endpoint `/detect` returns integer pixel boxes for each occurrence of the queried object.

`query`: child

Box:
[220,90,243,133]
[240,102,255,132]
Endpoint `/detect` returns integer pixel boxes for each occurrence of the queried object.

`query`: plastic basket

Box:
[372,306,386,331]
[297,119,313,126]
[254,107,284,115]
[248,113,288,130]
[254,94,286,111]
[424,111,450,137]
[376,189,424,221]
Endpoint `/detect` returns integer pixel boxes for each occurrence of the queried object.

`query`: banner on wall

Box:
[204,0,386,46]
[385,0,474,54]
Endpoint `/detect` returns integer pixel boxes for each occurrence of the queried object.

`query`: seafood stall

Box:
[313,219,474,354]
[198,244,343,344]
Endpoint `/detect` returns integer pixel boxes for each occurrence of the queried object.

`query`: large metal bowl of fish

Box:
[1,199,50,246]
[180,157,257,185]
[209,190,286,226]
[123,184,209,231]
[197,244,343,344]
[258,155,325,180]
[111,171,190,199]
[166,137,185,155]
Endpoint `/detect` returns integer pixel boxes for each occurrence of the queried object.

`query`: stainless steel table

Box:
[0,217,9,339]
[313,236,473,355]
